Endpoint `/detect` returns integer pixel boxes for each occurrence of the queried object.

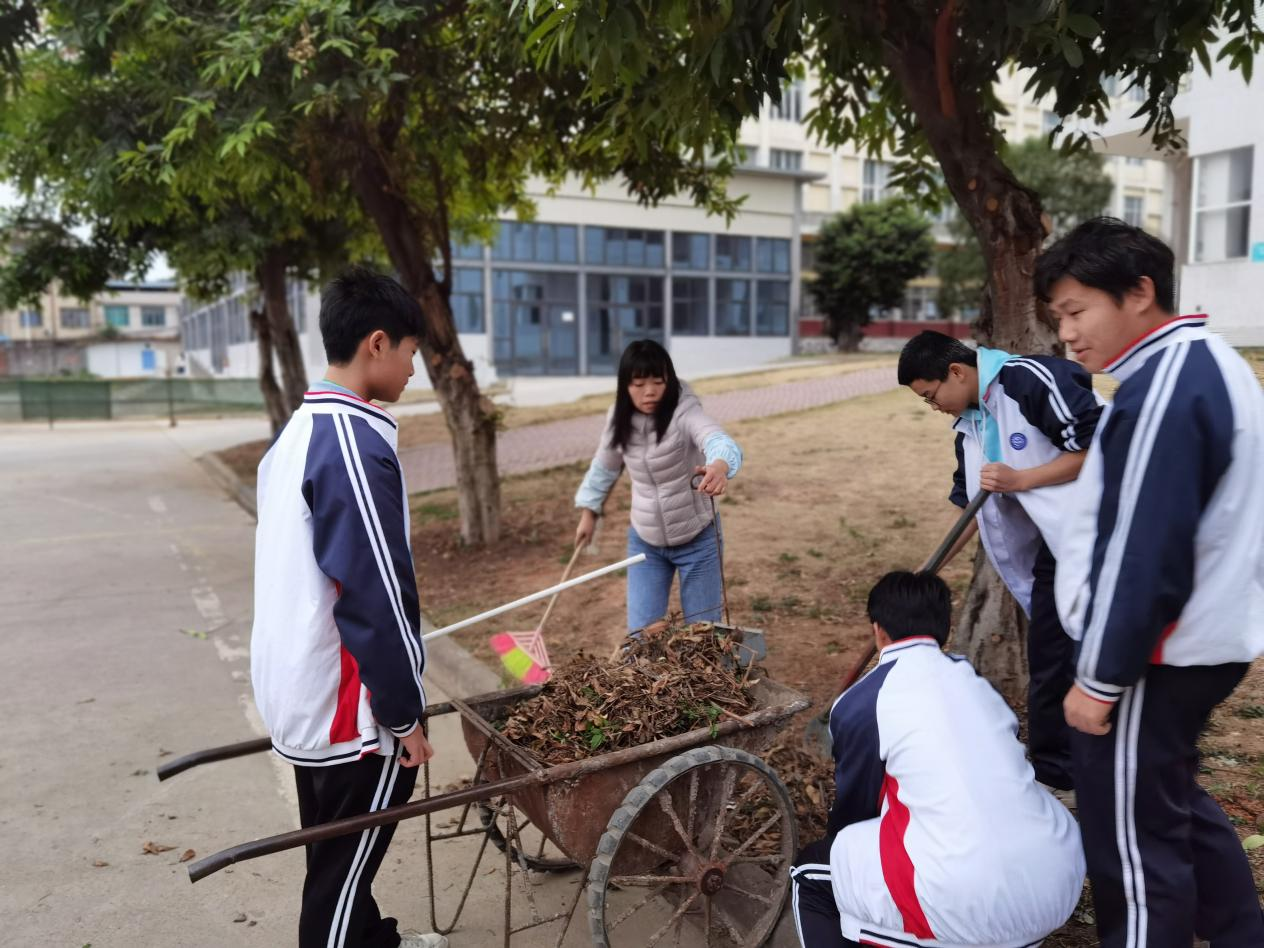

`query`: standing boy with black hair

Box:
[1037,217,1264,947]
[790,571,1084,948]
[252,267,447,948]
[896,330,1102,791]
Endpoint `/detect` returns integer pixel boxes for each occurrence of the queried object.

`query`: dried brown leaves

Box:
[500,623,755,765]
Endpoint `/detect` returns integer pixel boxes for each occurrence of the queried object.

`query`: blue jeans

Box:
[625,521,723,631]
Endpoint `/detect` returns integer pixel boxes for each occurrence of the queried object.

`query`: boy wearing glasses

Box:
[895,330,1102,792]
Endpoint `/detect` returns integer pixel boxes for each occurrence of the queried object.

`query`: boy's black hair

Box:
[609,339,683,451]
[320,266,426,364]
[1034,216,1175,313]
[897,330,978,386]
[866,571,952,646]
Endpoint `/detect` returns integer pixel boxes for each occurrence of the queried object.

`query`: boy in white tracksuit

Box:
[252,268,445,948]
[1038,217,1264,947]
[790,571,1085,948]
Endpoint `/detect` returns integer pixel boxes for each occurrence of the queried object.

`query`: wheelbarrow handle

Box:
[838,490,990,693]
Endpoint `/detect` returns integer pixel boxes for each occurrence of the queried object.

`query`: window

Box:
[105,305,129,328]
[141,306,166,328]
[454,240,484,261]
[672,277,709,336]
[1123,195,1145,227]
[714,235,752,271]
[862,160,892,203]
[288,280,307,333]
[451,267,485,332]
[586,274,664,373]
[1126,157,1146,168]
[769,81,804,122]
[493,222,579,264]
[584,227,664,268]
[756,238,790,274]
[903,285,939,322]
[493,270,580,374]
[19,309,41,328]
[1194,146,1253,262]
[227,297,248,344]
[756,281,790,336]
[672,232,710,270]
[1042,110,1060,135]
[769,149,802,171]
[60,307,90,329]
[715,279,751,335]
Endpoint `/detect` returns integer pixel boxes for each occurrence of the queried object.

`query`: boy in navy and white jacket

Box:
[1037,217,1264,947]
[897,330,1103,791]
[251,268,444,948]
[790,572,1084,948]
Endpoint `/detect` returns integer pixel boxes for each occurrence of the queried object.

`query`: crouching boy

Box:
[791,572,1085,948]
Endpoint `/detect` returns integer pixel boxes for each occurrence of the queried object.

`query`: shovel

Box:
[803,490,990,756]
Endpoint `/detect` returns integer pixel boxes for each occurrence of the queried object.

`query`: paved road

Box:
[399,365,899,491]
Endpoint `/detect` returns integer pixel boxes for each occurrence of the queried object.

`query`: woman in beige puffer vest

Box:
[574,341,743,631]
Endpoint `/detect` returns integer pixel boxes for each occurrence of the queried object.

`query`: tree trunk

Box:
[257,249,308,414]
[349,152,501,545]
[250,306,290,435]
[879,20,1057,702]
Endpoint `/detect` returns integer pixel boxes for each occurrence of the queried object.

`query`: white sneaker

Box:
[399,934,449,948]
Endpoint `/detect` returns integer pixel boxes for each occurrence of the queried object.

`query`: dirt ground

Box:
[410,384,1264,923]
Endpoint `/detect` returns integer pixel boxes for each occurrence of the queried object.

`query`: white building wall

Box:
[84,340,181,378]
[669,336,793,377]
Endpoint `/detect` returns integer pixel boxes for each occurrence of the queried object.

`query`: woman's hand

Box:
[575,508,598,548]
[693,461,729,497]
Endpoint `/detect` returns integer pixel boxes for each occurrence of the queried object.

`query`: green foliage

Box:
[0,0,37,99]
[936,137,1114,320]
[808,199,933,347]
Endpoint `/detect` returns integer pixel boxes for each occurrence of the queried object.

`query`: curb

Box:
[200,448,503,700]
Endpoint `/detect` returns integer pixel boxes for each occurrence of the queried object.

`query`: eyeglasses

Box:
[920,381,943,407]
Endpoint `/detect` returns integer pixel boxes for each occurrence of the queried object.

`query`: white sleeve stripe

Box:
[337,415,426,700]
[332,414,426,706]
[1010,358,1081,450]
[1078,344,1188,683]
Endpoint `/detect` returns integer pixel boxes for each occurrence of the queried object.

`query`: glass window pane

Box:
[557,225,578,263]
[585,226,605,265]
[1195,205,1251,261]
[60,307,90,329]
[715,235,752,271]
[756,238,790,274]
[536,224,556,263]
[512,223,533,261]
[673,232,709,270]
[715,279,751,335]
[645,231,664,268]
[624,229,644,267]
[1198,147,1254,208]
[756,281,790,336]
[672,277,709,335]
[141,306,166,328]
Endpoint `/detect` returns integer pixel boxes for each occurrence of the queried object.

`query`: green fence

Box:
[0,378,265,423]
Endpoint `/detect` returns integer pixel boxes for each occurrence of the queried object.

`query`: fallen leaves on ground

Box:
[141,841,175,855]
[178,849,196,862]
[499,622,756,765]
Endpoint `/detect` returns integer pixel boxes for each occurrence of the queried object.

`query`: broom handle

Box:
[536,544,584,635]
[423,554,646,642]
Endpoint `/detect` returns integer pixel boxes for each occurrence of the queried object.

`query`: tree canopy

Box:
[809,199,934,349]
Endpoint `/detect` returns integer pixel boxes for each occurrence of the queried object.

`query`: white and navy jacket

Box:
[251,390,427,766]
[951,353,1103,613]
[826,639,1085,947]
[1056,316,1264,703]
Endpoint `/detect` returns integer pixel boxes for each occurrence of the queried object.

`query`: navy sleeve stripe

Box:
[1078,341,1188,686]
[1008,358,1081,450]
[333,413,426,708]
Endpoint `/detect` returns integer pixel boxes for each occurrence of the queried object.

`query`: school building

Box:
[0,280,184,378]
[1088,45,1264,345]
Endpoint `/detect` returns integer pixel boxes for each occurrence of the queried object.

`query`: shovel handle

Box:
[838,490,990,694]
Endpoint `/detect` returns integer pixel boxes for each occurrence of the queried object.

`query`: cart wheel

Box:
[587,746,797,948]
[476,801,579,873]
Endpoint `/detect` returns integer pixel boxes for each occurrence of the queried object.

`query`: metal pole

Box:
[167,371,177,428]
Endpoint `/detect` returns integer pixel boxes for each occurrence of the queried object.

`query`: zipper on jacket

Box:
[639,422,670,545]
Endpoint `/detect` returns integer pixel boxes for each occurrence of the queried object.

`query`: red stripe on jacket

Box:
[330,644,362,745]
[878,774,935,940]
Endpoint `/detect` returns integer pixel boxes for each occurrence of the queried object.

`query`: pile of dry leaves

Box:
[728,736,836,850]
[499,622,756,765]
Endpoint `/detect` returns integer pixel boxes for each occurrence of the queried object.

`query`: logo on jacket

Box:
[1009,433,1029,451]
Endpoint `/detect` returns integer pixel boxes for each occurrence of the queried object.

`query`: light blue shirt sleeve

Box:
[703,432,743,478]
[574,459,621,512]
